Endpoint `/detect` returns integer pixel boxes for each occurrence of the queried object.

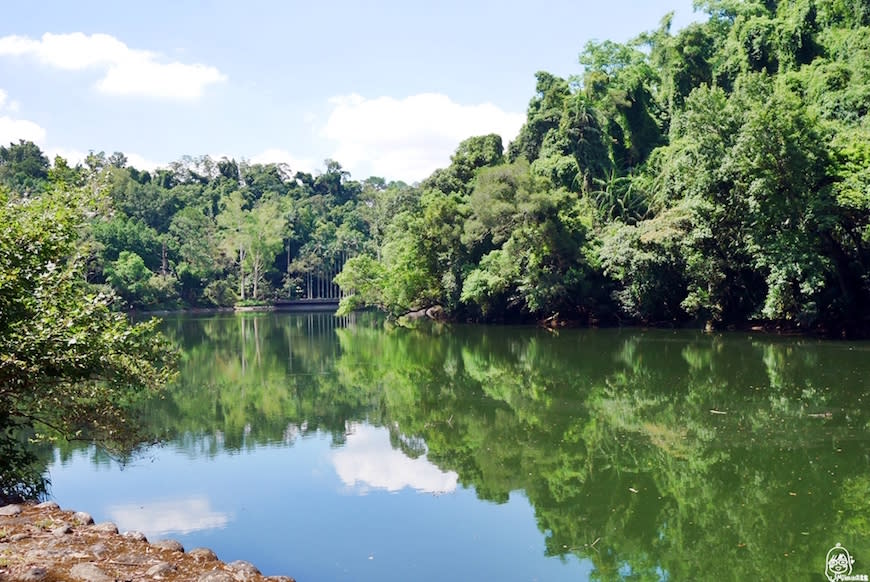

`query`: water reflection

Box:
[108,496,230,537]
[42,314,870,581]
[333,423,457,494]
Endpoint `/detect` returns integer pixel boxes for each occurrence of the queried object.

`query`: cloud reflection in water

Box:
[107,496,230,538]
[332,424,458,494]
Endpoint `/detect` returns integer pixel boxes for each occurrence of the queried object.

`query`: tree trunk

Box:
[239,247,246,301]
[252,255,260,300]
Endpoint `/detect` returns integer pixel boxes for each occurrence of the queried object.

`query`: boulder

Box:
[73,511,94,525]
[69,562,113,582]
[0,504,22,516]
[152,539,185,553]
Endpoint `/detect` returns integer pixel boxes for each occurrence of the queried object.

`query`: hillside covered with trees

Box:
[339,0,870,332]
[3,0,870,332]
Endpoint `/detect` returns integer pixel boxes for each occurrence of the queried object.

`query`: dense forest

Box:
[0,142,380,310]
[3,0,870,331]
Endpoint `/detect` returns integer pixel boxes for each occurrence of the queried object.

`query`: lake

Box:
[43,312,870,581]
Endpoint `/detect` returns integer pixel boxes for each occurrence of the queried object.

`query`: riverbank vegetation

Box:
[339,0,870,332]
[3,0,870,334]
[0,188,174,501]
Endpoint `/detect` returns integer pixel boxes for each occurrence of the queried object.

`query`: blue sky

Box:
[0,0,701,182]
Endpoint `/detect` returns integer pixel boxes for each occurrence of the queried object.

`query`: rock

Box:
[89,542,109,558]
[123,530,148,542]
[73,511,94,525]
[114,552,150,565]
[426,305,446,320]
[0,504,22,516]
[197,570,236,582]
[35,501,60,510]
[152,538,185,552]
[0,503,300,582]
[226,560,261,580]
[52,524,72,536]
[403,307,428,320]
[189,547,220,562]
[70,562,113,582]
[25,549,55,560]
[90,521,119,534]
[146,561,176,577]
[18,566,49,581]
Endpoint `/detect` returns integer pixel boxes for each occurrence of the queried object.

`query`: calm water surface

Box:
[44,313,870,581]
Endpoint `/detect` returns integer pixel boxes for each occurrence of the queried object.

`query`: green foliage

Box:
[464,160,540,249]
[508,72,571,164]
[0,188,174,498]
[726,81,834,321]
[203,279,237,307]
[462,162,602,317]
[47,156,84,189]
[580,38,664,170]
[335,255,388,315]
[5,0,870,329]
[0,140,49,195]
[329,2,870,328]
[599,210,689,321]
[104,251,155,305]
[103,251,179,309]
[364,191,467,315]
[0,417,46,501]
[92,216,163,271]
[424,134,504,195]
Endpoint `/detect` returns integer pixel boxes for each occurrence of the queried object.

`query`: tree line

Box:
[3,0,870,331]
[1,144,399,309]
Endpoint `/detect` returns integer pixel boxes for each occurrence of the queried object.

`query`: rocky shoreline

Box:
[0,503,295,582]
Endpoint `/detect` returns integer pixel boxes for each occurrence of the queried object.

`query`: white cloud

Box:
[0,89,42,144]
[0,32,128,70]
[46,147,86,165]
[332,424,458,495]
[322,92,524,182]
[250,148,315,175]
[41,147,164,172]
[0,89,19,113]
[107,496,230,538]
[0,116,46,145]
[0,32,226,100]
[125,152,165,172]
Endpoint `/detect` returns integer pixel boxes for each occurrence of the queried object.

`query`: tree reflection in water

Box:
[39,314,870,580]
